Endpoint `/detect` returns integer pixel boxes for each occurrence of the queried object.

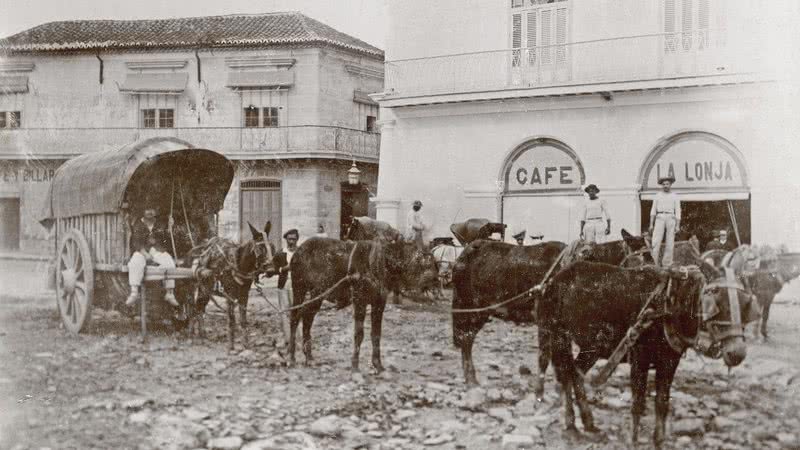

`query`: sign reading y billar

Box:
[642,134,748,191]
[504,139,585,193]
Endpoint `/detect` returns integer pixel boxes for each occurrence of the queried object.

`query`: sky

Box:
[0,0,388,49]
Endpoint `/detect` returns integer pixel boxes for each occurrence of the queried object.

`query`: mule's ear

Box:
[248,222,263,241]
[264,221,272,237]
[620,228,633,241]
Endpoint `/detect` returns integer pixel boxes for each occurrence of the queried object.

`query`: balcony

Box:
[383,30,768,101]
[0,125,380,161]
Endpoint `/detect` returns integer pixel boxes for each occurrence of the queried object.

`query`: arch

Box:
[500,137,586,195]
[638,131,749,193]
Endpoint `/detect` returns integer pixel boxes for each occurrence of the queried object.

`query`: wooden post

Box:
[140,284,148,345]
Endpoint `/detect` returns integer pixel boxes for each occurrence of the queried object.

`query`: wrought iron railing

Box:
[0,125,380,160]
[384,30,766,98]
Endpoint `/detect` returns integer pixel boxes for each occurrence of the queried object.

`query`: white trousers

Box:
[651,214,676,267]
[128,249,175,289]
[583,219,606,244]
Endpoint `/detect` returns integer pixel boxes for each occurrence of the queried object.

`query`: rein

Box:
[450,246,568,314]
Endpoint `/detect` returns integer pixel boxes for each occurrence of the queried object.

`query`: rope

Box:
[450,246,569,314]
[179,180,195,248]
[169,181,178,258]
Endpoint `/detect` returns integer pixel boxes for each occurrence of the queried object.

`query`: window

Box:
[512,0,565,8]
[243,106,280,128]
[263,107,279,127]
[664,0,714,53]
[366,116,377,132]
[140,108,173,128]
[0,111,21,128]
[511,1,568,66]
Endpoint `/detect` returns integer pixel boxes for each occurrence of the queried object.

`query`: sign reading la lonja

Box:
[505,141,585,193]
[643,137,747,191]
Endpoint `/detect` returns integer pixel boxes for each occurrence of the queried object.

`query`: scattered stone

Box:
[183,408,210,421]
[423,433,455,446]
[777,433,797,446]
[351,372,365,384]
[487,388,503,402]
[729,410,750,421]
[501,389,518,402]
[604,396,628,409]
[208,436,243,450]
[513,395,538,417]
[148,414,210,450]
[510,418,541,438]
[460,387,486,411]
[501,434,535,449]
[309,414,342,437]
[713,417,737,430]
[488,407,513,422]
[426,382,451,392]
[519,365,532,376]
[33,352,54,358]
[123,398,151,410]
[671,418,705,436]
[394,409,416,421]
[238,349,255,359]
[241,432,319,450]
[366,430,383,438]
[676,436,692,446]
[128,410,150,424]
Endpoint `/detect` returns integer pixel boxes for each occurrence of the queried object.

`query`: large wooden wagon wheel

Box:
[56,229,95,333]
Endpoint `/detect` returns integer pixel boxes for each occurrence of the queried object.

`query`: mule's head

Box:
[698,267,760,367]
[386,238,440,293]
[246,221,276,276]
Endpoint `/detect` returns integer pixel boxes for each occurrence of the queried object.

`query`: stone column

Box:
[372,117,401,228]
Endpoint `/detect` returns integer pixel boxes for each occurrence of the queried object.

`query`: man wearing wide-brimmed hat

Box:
[512,228,527,246]
[649,176,681,267]
[580,184,612,243]
[406,200,427,249]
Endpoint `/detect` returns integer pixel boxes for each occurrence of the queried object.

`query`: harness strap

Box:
[591,280,667,387]
[725,267,742,330]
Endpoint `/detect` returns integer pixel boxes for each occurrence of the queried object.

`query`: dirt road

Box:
[1,287,799,450]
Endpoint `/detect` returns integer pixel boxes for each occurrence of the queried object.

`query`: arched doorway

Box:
[638,131,750,248]
[500,137,586,243]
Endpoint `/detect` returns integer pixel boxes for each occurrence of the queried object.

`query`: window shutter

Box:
[555,7,567,63]
[512,14,522,48]
[681,0,693,50]
[526,12,537,64]
[698,0,709,29]
[664,0,676,32]
[541,9,552,64]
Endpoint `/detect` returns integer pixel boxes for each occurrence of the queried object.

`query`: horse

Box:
[190,222,276,351]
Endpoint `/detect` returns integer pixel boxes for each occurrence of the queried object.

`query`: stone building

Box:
[0,12,383,254]
[374,1,800,249]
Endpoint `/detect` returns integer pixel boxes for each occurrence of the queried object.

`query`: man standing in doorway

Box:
[407,200,427,249]
[580,184,612,243]
[649,176,681,267]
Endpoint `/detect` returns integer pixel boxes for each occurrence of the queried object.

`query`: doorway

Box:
[0,198,20,251]
[340,184,369,239]
[240,180,282,249]
[640,199,750,251]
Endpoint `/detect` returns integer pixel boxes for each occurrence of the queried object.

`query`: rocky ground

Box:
[1,279,799,450]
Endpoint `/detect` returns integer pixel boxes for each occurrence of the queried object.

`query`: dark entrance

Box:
[340,184,369,239]
[0,198,20,251]
[240,180,282,249]
[641,198,750,251]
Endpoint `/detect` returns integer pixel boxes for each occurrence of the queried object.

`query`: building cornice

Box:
[345,64,384,80]
[225,57,297,69]
[0,62,35,72]
[125,60,188,70]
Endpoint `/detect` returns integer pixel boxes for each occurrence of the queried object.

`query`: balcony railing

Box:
[384,30,767,99]
[0,125,380,161]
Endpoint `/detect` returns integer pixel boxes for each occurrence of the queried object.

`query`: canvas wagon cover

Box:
[39,137,234,225]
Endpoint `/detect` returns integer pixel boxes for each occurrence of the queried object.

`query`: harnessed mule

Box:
[539,261,758,450]
[191,222,275,350]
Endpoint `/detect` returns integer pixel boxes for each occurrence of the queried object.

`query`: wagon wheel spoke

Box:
[66,291,74,317]
[65,241,75,269]
[71,293,80,324]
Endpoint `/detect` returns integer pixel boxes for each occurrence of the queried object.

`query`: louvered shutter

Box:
[681,0,693,50]
[526,12,537,64]
[664,0,676,53]
[512,13,522,67]
[541,9,552,64]
[555,7,567,63]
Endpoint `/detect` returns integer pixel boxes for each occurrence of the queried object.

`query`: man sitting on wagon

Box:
[125,206,180,307]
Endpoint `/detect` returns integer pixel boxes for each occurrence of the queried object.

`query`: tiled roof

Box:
[0,12,383,57]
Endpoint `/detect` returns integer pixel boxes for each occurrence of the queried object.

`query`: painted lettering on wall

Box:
[506,143,584,192]
[645,139,745,190]
[0,168,55,184]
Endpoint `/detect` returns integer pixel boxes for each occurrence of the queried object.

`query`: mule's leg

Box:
[571,369,599,433]
[551,332,577,434]
[369,293,386,373]
[535,326,551,399]
[760,295,773,341]
[301,305,320,365]
[227,296,236,352]
[351,301,367,372]
[288,305,301,367]
[653,355,681,450]
[629,350,649,447]
[239,293,250,348]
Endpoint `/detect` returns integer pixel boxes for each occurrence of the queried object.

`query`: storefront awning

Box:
[640,190,750,201]
[353,90,377,106]
[119,73,188,94]
[0,76,29,94]
[226,71,293,89]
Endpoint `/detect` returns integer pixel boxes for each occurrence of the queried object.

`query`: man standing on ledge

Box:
[649,176,681,267]
[407,200,427,249]
[579,184,611,243]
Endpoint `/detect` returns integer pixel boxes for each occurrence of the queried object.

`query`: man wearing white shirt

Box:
[580,184,611,243]
[649,176,681,267]
[407,200,426,249]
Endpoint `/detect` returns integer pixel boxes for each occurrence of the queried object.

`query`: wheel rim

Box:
[56,230,94,333]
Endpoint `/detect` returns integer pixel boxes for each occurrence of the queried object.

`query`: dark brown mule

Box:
[287,237,436,371]
[538,261,759,449]
[191,222,275,350]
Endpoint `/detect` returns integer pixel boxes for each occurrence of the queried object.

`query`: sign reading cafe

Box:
[504,139,585,193]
